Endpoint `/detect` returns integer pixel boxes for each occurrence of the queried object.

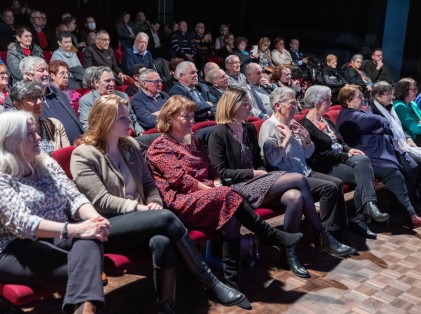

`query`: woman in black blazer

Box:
[208,86,354,279]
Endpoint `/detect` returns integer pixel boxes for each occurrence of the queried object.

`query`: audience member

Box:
[121,32,155,75]
[257,37,273,72]
[63,16,86,52]
[362,48,393,83]
[215,24,229,50]
[344,54,373,92]
[393,78,421,145]
[162,57,183,93]
[28,10,57,51]
[271,37,293,66]
[0,64,10,107]
[207,68,229,101]
[71,93,246,312]
[288,39,308,73]
[218,32,235,60]
[232,36,258,73]
[301,85,389,239]
[321,54,347,102]
[51,32,85,89]
[124,63,147,96]
[78,66,143,135]
[134,11,151,34]
[245,63,273,119]
[192,22,214,69]
[170,21,196,62]
[48,60,82,104]
[336,84,421,227]
[131,69,169,129]
[225,55,247,88]
[259,87,352,247]
[169,61,215,120]
[116,11,137,50]
[83,30,129,85]
[370,81,421,162]
[146,95,304,293]
[78,16,97,45]
[0,8,16,50]
[10,81,70,154]
[7,26,44,84]
[0,110,110,313]
[10,0,30,25]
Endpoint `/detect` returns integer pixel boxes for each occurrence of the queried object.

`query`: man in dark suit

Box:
[169,61,216,120]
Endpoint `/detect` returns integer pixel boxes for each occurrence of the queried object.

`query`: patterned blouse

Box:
[0,157,90,254]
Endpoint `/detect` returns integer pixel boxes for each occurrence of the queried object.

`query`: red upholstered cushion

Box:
[143,127,158,135]
[329,105,342,111]
[300,108,310,116]
[323,110,340,125]
[42,51,53,64]
[103,253,132,276]
[115,85,129,92]
[188,229,209,243]
[254,207,280,220]
[294,114,305,124]
[192,121,217,133]
[51,146,76,179]
[251,119,264,136]
[0,283,57,306]
[0,51,7,66]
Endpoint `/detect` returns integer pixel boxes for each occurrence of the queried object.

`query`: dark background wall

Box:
[2,0,420,81]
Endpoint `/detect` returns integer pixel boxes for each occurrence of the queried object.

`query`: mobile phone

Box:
[252,45,258,55]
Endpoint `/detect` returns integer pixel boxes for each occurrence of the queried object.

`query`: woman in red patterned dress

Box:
[146,95,303,291]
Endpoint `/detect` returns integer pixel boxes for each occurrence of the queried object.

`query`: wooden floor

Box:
[6,211,421,314]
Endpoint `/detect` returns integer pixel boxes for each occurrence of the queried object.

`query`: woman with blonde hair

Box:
[209,86,353,278]
[71,94,246,312]
[257,37,273,72]
[0,111,110,313]
[147,94,307,292]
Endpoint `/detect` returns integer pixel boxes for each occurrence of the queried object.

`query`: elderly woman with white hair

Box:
[0,111,110,313]
[259,86,355,256]
[344,54,373,92]
[301,85,389,239]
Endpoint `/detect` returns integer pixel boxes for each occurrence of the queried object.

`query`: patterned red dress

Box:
[146,135,242,231]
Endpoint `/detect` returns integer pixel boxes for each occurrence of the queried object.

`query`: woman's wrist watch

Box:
[60,222,69,240]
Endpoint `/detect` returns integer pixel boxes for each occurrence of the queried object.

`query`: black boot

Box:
[222,237,241,290]
[350,219,377,239]
[280,247,310,278]
[235,202,303,248]
[316,229,352,257]
[363,201,389,223]
[153,267,176,314]
[175,233,251,310]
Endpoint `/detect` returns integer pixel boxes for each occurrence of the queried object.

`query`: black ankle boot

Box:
[363,201,389,222]
[350,219,377,239]
[222,237,241,290]
[316,229,352,257]
[175,233,251,310]
[153,267,176,314]
[280,247,310,278]
[235,201,303,248]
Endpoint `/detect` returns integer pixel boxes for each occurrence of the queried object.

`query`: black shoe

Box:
[363,201,389,223]
[316,229,352,257]
[350,220,377,239]
[281,247,310,278]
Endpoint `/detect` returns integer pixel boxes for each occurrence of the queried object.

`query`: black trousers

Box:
[0,238,104,313]
[306,171,347,231]
[328,155,377,218]
[105,209,187,269]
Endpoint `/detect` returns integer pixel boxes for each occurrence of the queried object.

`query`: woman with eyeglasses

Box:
[301,85,388,239]
[10,80,70,154]
[393,78,421,145]
[49,60,81,105]
[7,26,43,84]
[259,86,355,255]
[344,54,373,92]
[0,63,9,108]
[336,84,421,228]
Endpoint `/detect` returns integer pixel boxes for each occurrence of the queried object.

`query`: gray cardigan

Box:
[51,48,82,68]
[70,138,163,217]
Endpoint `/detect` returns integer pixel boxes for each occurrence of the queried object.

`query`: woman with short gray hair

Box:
[344,54,373,91]
[301,85,388,240]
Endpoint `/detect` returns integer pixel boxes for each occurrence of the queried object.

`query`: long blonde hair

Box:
[76,94,130,153]
[216,86,247,124]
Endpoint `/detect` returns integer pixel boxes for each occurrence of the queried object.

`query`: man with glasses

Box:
[78,66,143,135]
[362,48,392,83]
[28,10,57,51]
[131,69,168,130]
[245,63,274,119]
[83,30,129,85]
[121,32,155,75]
[225,55,247,88]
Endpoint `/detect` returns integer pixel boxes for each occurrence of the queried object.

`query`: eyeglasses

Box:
[97,38,111,42]
[23,95,43,103]
[280,100,298,107]
[381,92,393,97]
[227,61,241,64]
[409,88,418,92]
[144,79,162,85]
[355,94,364,99]
[0,72,8,76]
[56,71,69,77]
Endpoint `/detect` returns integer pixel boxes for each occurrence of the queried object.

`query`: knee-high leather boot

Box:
[222,237,241,290]
[153,266,176,314]
[175,233,251,310]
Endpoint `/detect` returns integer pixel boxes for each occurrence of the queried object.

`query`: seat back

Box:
[0,51,7,65]
[43,51,53,64]
[51,146,76,179]
[323,110,340,125]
